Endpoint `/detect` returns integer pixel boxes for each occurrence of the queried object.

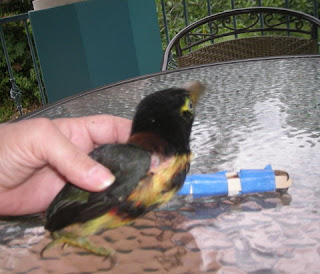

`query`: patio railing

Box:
[157,0,319,47]
[0,13,46,117]
[1,0,319,118]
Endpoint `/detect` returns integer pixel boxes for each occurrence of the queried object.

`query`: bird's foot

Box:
[41,231,116,262]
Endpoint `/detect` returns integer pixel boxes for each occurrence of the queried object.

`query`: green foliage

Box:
[0,98,15,122]
[0,0,32,14]
[0,0,41,122]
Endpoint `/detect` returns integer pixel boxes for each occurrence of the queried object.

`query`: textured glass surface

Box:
[1,56,320,273]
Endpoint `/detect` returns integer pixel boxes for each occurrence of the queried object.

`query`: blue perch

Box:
[178,165,292,197]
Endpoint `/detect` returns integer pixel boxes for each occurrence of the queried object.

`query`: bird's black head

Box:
[130,81,204,155]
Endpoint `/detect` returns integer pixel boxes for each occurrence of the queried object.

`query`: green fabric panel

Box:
[29,0,162,103]
[29,5,91,103]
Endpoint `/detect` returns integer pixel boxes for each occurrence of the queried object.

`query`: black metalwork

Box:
[9,79,23,116]
[159,0,170,46]
[162,7,320,70]
[0,25,23,115]
[23,20,47,105]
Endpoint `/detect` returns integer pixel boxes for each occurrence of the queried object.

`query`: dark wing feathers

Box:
[45,144,151,231]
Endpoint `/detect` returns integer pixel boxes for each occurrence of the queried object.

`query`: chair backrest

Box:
[161,7,320,70]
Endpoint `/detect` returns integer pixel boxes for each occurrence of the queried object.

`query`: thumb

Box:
[37,121,115,192]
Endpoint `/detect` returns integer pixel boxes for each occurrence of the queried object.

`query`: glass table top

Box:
[1,55,320,273]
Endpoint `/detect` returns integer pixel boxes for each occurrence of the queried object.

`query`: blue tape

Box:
[177,165,276,197]
[239,165,276,194]
[177,171,228,197]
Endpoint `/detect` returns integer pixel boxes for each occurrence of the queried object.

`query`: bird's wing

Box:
[45,144,151,231]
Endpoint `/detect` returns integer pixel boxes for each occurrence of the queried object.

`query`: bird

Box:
[41,81,204,260]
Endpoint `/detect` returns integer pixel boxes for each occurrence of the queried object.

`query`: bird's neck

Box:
[128,132,172,155]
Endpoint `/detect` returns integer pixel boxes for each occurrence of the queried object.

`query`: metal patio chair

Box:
[161,7,320,70]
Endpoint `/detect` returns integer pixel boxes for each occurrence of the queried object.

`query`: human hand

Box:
[0,115,131,216]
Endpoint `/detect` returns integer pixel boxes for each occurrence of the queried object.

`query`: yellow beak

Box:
[182,81,205,106]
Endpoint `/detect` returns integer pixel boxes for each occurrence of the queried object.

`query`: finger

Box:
[86,115,132,144]
[0,168,65,215]
[53,115,132,148]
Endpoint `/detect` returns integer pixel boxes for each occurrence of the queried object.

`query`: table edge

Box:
[16,54,320,121]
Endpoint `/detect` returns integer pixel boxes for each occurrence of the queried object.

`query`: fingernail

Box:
[88,164,115,190]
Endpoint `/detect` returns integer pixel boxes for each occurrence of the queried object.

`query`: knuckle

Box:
[34,118,53,131]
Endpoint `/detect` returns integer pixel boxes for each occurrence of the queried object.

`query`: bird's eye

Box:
[188,100,193,110]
